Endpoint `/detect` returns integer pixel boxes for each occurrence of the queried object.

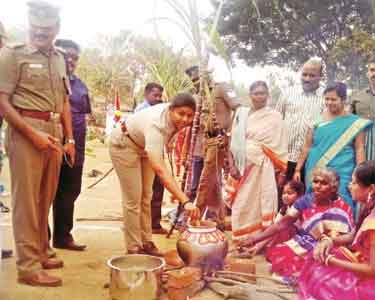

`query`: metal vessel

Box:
[107,254,165,300]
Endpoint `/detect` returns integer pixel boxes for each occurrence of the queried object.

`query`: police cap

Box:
[27,0,60,27]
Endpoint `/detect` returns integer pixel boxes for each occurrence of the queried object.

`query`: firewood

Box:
[205,276,294,300]
[216,270,286,285]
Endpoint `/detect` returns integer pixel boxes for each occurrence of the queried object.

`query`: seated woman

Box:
[240,167,355,281]
[298,161,375,300]
[294,82,372,212]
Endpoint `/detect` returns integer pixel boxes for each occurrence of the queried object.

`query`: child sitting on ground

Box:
[236,180,305,257]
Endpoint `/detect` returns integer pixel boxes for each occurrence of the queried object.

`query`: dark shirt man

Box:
[52,39,91,251]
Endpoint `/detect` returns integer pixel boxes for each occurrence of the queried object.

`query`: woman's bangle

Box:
[320,235,333,245]
[181,201,190,209]
[325,254,334,266]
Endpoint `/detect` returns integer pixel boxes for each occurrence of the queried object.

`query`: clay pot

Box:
[176,220,229,273]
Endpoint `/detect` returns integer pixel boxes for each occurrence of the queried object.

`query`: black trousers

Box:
[286,161,305,182]
[53,162,83,243]
[277,161,305,210]
[151,175,164,229]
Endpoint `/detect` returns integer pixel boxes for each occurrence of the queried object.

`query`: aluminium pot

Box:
[107,254,165,300]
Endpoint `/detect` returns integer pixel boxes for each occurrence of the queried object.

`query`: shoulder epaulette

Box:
[55,46,66,55]
[6,42,26,49]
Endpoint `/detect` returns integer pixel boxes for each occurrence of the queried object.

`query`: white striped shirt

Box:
[276,85,325,162]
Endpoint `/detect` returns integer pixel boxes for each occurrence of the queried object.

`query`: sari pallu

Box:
[265,193,354,279]
[231,107,288,243]
[298,208,375,300]
[305,114,372,210]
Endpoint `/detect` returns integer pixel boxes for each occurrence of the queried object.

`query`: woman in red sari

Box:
[298,160,375,300]
[240,167,355,282]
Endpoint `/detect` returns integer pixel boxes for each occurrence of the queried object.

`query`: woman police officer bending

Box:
[110,93,200,256]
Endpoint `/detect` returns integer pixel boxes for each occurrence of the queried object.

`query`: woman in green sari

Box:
[294,82,372,211]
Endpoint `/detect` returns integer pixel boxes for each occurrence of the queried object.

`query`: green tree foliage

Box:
[76,31,195,109]
[137,40,194,100]
[77,30,145,110]
[214,0,374,81]
[329,29,375,88]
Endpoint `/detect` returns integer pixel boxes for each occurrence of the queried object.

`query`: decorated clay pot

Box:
[176,220,229,273]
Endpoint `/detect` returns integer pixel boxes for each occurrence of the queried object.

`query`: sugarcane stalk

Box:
[165,0,227,234]
[183,64,206,198]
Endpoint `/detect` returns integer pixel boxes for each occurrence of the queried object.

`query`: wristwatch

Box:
[66,138,75,145]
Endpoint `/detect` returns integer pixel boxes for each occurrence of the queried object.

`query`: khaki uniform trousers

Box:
[109,137,154,250]
[196,136,226,224]
[6,117,63,277]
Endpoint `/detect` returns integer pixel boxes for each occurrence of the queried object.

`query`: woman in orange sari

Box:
[230,81,289,244]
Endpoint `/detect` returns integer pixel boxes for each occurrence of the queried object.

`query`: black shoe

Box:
[53,240,87,251]
[152,226,168,234]
[1,249,13,259]
[0,201,10,213]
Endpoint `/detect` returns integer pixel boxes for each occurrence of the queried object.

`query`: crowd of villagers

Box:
[109,56,375,300]
[224,77,375,300]
[223,80,375,300]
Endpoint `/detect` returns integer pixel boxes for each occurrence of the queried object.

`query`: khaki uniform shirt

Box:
[0,43,69,113]
[194,83,240,157]
[351,88,375,121]
[110,103,177,160]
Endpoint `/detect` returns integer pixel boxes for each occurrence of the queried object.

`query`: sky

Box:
[1,0,270,86]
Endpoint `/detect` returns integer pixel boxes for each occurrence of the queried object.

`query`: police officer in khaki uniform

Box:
[0,1,75,287]
[351,62,375,160]
[0,21,14,260]
[110,94,200,256]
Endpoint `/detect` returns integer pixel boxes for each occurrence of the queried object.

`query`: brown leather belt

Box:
[121,122,144,149]
[17,108,61,122]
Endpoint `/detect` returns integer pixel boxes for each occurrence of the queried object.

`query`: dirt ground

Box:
[0,140,296,300]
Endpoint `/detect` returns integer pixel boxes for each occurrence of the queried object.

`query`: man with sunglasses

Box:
[51,39,92,251]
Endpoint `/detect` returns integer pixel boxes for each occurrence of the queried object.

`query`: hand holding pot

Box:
[183,202,200,220]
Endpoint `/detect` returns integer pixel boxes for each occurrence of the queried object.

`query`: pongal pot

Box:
[107,254,165,300]
[176,220,229,273]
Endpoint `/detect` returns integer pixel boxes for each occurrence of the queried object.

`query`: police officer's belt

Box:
[17,108,61,122]
[120,122,144,149]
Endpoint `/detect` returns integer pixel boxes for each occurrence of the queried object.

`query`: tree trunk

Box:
[325,63,337,83]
